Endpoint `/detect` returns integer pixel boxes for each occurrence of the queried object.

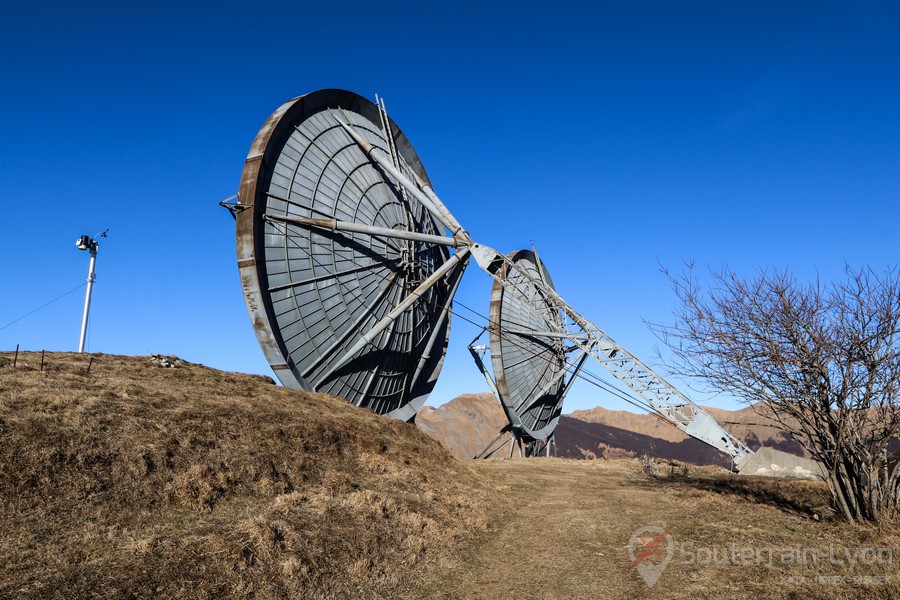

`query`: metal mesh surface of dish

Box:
[489,250,567,440]
[236,89,456,421]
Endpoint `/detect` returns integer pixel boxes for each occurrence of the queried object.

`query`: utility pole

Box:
[76,230,107,353]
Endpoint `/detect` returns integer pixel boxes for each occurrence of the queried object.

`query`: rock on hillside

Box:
[0,351,489,599]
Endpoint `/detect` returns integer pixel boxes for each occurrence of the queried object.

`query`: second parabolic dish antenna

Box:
[489,249,566,441]
[235,89,462,420]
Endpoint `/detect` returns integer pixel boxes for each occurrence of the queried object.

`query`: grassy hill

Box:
[2,351,897,599]
[0,352,489,599]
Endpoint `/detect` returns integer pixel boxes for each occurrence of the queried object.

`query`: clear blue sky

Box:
[2,1,898,413]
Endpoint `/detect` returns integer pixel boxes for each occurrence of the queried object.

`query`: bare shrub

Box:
[656,265,900,524]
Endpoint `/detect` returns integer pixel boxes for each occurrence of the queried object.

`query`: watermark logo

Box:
[626,525,893,589]
[627,526,674,588]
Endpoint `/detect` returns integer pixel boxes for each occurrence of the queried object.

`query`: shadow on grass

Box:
[661,469,834,521]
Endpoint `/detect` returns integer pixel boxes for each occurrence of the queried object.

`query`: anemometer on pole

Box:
[225,89,754,468]
[75,229,107,353]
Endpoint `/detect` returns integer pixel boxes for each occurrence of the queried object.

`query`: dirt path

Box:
[406,458,898,600]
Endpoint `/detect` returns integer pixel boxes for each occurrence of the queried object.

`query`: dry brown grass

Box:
[4,351,897,599]
[0,352,490,599]
[409,458,899,600]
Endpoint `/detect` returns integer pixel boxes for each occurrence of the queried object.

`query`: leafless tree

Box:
[654,264,900,524]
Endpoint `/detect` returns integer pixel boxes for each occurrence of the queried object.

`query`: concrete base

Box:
[738,446,826,481]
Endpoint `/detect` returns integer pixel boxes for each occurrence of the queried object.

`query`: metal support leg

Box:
[474,424,513,459]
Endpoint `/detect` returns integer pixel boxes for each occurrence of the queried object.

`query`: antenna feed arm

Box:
[470,243,508,279]
[333,114,467,240]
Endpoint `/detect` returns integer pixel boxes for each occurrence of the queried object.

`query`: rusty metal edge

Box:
[236,94,306,389]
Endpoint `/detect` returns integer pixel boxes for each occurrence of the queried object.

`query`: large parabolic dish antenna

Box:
[489,250,567,441]
[235,89,461,420]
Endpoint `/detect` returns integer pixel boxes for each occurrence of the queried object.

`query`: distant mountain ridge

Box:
[416,393,508,459]
[417,394,807,465]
